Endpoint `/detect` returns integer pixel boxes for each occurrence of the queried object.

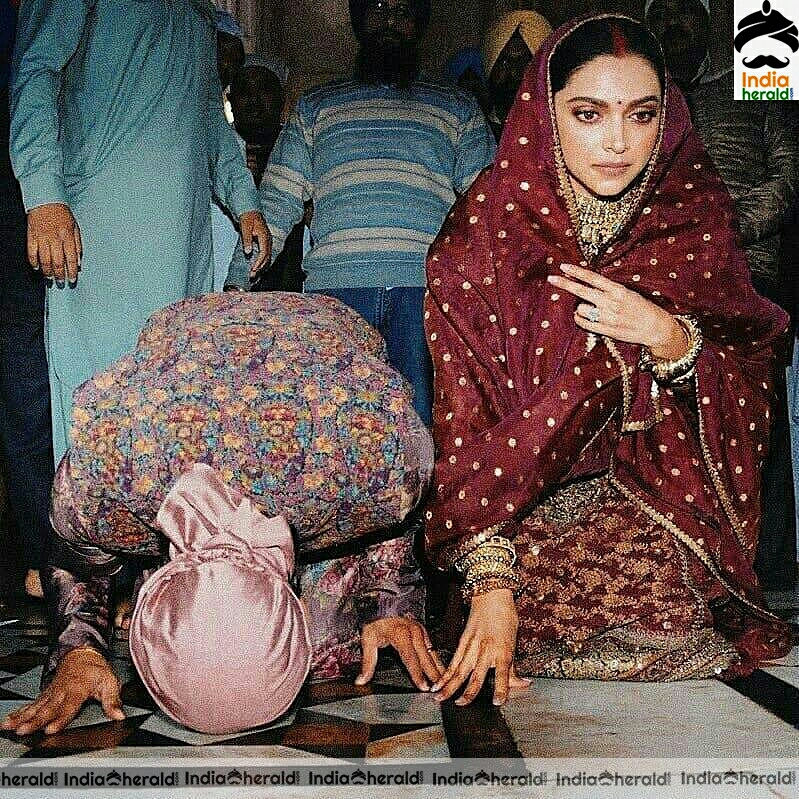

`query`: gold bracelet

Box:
[454,535,517,573]
[459,554,515,573]
[639,314,702,385]
[447,523,508,567]
[462,562,516,584]
[462,568,518,584]
[462,574,520,603]
[457,549,515,571]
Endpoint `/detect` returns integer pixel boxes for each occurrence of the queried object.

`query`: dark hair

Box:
[550,17,665,94]
[348,0,431,39]
[229,65,284,106]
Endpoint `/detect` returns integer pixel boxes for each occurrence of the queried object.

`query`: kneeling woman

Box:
[424,15,791,705]
[3,292,439,735]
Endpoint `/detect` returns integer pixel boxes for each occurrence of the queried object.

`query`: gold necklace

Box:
[573,190,641,260]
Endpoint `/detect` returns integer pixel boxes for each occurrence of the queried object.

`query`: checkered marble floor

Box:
[0,590,796,762]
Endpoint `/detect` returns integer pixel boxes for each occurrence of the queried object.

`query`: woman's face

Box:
[553,54,662,198]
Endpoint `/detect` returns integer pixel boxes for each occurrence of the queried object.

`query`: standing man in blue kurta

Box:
[235,0,495,426]
[10,0,269,461]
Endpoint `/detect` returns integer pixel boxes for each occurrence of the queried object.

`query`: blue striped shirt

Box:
[259,76,495,290]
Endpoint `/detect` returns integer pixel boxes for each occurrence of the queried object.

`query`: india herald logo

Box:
[734,0,798,68]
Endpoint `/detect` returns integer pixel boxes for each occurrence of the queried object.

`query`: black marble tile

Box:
[0,651,47,674]
[728,669,799,729]
[24,720,139,754]
[280,709,371,756]
[440,681,523,758]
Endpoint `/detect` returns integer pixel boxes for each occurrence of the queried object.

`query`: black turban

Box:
[348,0,431,38]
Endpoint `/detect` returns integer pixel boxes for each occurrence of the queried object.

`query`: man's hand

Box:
[27,203,82,283]
[0,647,124,736]
[239,210,271,280]
[356,617,444,692]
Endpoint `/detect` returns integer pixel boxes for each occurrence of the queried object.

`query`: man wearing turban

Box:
[482,10,553,139]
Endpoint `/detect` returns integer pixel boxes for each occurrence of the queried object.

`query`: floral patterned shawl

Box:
[423,16,789,637]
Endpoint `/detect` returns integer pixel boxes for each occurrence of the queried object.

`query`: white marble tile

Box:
[0,700,149,730]
[43,744,347,763]
[366,725,450,760]
[2,667,49,699]
[501,678,799,758]
[762,644,799,666]
[0,638,32,657]
[371,668,415,689]
[308,693,441,725]
[109,659,136,686]
[138,708,297,746]
[110,639,131,658]
[764,587,799,610]
[0,737,29,758]
[763,666,799,690]
[0,633,48,654]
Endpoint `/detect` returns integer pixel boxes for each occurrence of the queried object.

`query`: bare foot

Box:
[24,570,44,599]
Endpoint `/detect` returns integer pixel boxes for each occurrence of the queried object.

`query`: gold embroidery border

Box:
[604,336,664,432]
[606,347,781,623]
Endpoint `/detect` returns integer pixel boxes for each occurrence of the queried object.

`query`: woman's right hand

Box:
[431,588,529,706]
[0,647,124,736]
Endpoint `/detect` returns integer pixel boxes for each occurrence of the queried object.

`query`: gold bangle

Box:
[639,314,702,385]
[459,555,515,573]
[462,574,520,603]
[457,549,515,570]
[454,535,517,573]
[462,559,518,585]
[447,523,508,566]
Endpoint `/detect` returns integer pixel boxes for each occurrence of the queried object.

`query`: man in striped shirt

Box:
[242,0,495,425]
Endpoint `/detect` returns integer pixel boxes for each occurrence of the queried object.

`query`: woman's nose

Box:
[603,118,628,154]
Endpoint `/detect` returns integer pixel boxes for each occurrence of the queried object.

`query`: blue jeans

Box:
[309,287,432,426]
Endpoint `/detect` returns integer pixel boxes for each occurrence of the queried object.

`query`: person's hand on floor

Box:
[0,646,124,735]
[431,588,529,706]
[356,617,445,691]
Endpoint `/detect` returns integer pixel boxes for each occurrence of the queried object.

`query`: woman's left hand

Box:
[548,263,687,359]
[430,589,529,706]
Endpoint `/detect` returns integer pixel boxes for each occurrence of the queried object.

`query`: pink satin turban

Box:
[129,463,311,734]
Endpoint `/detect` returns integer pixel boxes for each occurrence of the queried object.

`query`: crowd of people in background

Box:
[1,0,798,736]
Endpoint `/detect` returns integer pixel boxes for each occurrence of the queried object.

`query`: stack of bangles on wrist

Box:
[453,530,520,603]
[639,314,702,385]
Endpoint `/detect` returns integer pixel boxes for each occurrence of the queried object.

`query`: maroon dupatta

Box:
[423,16,790,659]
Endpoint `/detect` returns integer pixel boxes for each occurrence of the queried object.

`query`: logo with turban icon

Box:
[735,0,798,68]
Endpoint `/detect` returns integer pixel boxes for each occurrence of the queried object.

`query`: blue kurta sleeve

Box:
[9,0,93,210]
[453,100,496,194]
[259,95,313,260]
[208,72,259,219]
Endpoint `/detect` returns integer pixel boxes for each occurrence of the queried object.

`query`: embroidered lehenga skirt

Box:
[513,476,755,680]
